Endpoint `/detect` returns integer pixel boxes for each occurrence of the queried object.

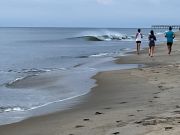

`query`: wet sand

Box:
[1,32,180,135]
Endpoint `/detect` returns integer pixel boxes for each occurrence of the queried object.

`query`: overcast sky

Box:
[0,0,179,28]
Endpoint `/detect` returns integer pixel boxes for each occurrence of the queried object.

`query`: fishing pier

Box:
[151,25,180,29]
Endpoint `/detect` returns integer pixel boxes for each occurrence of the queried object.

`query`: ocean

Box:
[0,27,167,125]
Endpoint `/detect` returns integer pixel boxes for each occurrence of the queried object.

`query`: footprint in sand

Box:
[153,92,161,94]
[135,116,180,126]
[116,120,122,123]
[158,85,174,91]
[116,121,128,127]
[165,127,173,131]
[137,109,143,112]
[160,82,166,85]
[83,118,90,121]
[112,132,120,135]
[128,114,135,117]
[103,107,112,110]
[175,105,180,108]
[155,72,160,73]
[173,110,180,114]
[152,71,160,74]
[138,68,143,71]
[75,125,85,128]
[153,96,160,99]
[158,85,163,89]
[134,121,142,124]
[118,102,128,104]
[95,112,103,115]
[135,117,157,126]
[149,100,153,102]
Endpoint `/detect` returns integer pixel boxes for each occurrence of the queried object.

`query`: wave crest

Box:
[72,30,133,41]
[76,34,129,41]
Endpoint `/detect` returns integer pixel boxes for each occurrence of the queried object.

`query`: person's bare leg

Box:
[169,45,172,55]
[136,43,139,54]
[137,43,140,55]
[149,47,151,56]
[151,46,155,57]
[167,45,171,55]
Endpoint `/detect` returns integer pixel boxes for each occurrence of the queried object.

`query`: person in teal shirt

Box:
[165,26,175,55]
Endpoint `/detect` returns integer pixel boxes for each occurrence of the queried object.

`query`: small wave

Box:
[3,68,67,88]
[120,48,131,51]
[76,56,89,58]
[155,32,164,35]
[27,91,90,111]
[5,75,37,88]
[73,63,86,68]
[60,56,89,59]
[89,53,109,57]
[0,106,26,113]
[89,51,127,58]
[21,68,50,74]
[3,68,52,74]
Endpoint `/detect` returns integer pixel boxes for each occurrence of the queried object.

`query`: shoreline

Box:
[1,32,180,135]
[0,59,140,126]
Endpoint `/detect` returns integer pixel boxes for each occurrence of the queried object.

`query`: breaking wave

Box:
[75,35,130,41]
[70,30,135,41]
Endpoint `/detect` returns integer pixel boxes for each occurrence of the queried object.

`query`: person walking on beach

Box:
[165,26,175,55]
[148,30,156,57]
[135,29,143,55]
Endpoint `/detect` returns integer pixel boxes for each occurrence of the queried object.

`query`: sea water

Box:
[0,27,168,125]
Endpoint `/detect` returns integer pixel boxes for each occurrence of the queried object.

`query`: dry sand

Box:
[1,32,180,135]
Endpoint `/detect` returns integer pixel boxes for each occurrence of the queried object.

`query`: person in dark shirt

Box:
[148,30,156,57]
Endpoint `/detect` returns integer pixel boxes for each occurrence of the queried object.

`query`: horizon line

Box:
[0,26,151,29]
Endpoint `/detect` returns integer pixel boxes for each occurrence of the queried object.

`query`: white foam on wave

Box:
[27,91,90,111]
[0,106,26,113]
[76,30,132,41]
[89,53,109,57]
[4,107,25,112]
[6,76,27,86]
[155,32,164,35]
[5,67,68,87]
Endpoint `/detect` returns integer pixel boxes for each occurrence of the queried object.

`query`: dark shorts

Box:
[167,42,173,46]
[149,44,155,48]
[136,41,141,44]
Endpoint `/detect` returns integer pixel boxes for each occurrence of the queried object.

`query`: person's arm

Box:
[173,33,175,39]
[154,36,156,41]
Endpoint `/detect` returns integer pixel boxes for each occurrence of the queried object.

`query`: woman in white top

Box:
[135,29,143,55]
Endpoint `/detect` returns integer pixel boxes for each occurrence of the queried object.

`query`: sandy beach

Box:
[1,32,180,135]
